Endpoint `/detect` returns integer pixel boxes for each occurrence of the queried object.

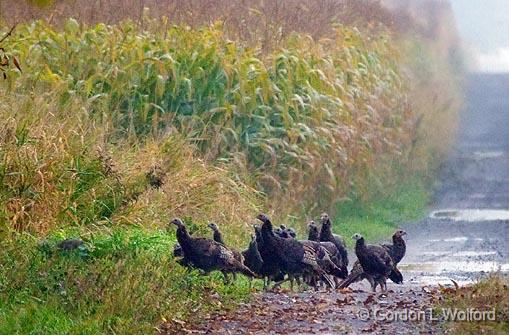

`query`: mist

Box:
[450,0,509,72]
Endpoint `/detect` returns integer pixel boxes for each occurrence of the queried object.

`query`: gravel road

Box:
[402,73,509,285]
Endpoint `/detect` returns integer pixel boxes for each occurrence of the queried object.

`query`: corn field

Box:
[0,18,418,226]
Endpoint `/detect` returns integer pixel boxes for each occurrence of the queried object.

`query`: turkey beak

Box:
[170,218,182,227]
[256,214,267,222]
[401,230,407,236]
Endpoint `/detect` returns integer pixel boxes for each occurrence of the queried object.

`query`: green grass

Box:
[0,228,253,335]
[332,176,428,247]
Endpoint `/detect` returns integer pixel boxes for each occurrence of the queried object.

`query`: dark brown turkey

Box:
[319,213,348,273]
[253,223,284,289]
[307,221,320,241]
[351,233,393,292]
[242,234,264,274]
[339,230,406,289]
[256,214,335,290]
[171,218,257,282]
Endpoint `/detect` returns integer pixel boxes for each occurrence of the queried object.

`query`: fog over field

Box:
[449,0,509,72]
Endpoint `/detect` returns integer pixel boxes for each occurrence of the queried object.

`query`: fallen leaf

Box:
[363,294,375,306]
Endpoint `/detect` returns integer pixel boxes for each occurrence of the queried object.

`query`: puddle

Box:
[428,237,483,242]
[400,261,509,273]
[430,209,509,221]
[418,250,496,258]
[469,193,486,199]
[409,275,473,286]
[451,251,497,257]
[471,150,505,159]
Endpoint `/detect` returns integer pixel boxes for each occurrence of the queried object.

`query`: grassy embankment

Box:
[0,3,461,333]
[439,275,509,334]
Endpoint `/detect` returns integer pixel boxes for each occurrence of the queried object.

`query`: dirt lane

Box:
[402,73,509,285]
[167,74,509,334]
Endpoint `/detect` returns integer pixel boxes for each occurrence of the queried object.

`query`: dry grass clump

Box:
[0,92,110,235]
[111,137,262,244]
[0,88,261,240]
[441,275,509,334]
[2,0,401,46]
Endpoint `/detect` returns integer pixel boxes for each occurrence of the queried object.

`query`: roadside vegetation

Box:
[0,0,463,333]
[440,275,509,334]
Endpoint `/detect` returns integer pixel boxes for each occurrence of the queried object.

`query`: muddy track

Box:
[166,74,509,334]
[402,73,509,285]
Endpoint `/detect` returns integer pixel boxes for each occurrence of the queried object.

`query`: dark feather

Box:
[319,213,349,268]
[171,218,256,278]
[352,233,393,292]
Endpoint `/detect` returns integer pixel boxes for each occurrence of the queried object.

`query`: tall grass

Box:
[1,19,415,215]
[0,86,261,237]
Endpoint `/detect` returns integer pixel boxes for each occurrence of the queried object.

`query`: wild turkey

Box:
[287,227,297,239]
[307,221,319,241]
[207,222,244,262]
[253,224,285,289]
[300,239,348,287]
[256,214,335,290]
[339,230,406,289]
[279,225,296,239]
[274,227,284,237]
[352,233,393,292]
[57,238,84,251]
[207,222,225,243]
[242,233,264,276]
[319,213,348,268]
[173,243,184,257]
[171,218,257,281]
[382,229,407,264]
[316,245,345,279]
[382,229,406,283]
[173,243,190,266]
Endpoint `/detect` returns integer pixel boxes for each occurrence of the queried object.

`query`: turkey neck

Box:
[355,237,367,257]
[308,227,319,241]
[392,235,406,262]
[176,226,193,251]
[319,219,334,240]
[213,229,225,245]
[261,219,278,248]
[393,235,406,249]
